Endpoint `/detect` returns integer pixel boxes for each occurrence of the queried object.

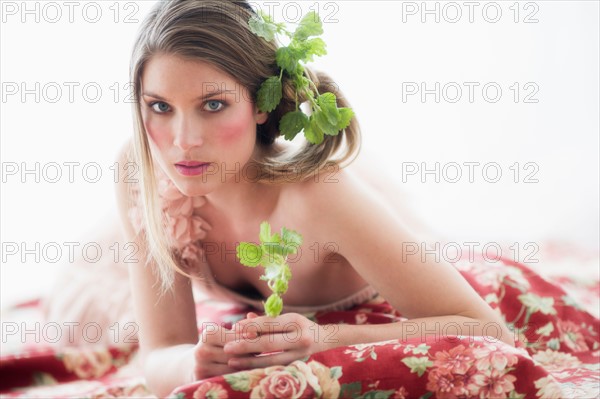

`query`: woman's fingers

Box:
[227,348,307,370]
[224,328,314,358]
[246,311,260,319]
[233,313,310,336]
[194,340,232,364]
[201,324,239,347]
[194,325,243,376]
[195,314,321,373]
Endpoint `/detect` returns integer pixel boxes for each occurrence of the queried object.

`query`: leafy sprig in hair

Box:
[249,11,354,145]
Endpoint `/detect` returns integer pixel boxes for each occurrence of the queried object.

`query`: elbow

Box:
[460,304,516,348]
[145,381,169,399]
[142,344,197,398]
[473,316,516,348]
[498,325,517,348]
[141,350,159,397]
[142,349,173,398]
[492,325,516,348]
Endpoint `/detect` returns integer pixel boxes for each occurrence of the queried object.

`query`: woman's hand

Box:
[191,323,241,380]
[223,312,330,370]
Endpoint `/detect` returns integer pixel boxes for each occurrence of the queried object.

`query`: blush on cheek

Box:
[144,121,169,146]
[217,116,255,145]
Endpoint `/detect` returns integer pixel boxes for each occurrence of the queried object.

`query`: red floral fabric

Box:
[1,248,598,398]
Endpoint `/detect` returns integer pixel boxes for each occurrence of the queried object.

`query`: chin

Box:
[170,180,199,197]
[154,163,207,197]
[169,176,212,197]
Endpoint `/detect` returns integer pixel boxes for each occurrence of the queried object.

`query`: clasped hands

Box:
[192,312,337,380]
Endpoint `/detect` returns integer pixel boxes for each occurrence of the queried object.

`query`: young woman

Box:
[119,0,514,396]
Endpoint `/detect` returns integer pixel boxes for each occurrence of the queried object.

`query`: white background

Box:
[1,0,599,308]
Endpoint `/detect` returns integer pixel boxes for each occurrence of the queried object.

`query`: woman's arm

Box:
[114,142,199,397]
[224,167,514,371]
[313,168,515,347]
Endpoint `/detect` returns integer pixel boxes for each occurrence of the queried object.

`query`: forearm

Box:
[144,344,196,398]
[320,315,515,352]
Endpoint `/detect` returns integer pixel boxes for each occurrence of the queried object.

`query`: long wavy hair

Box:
[129,0,362,293]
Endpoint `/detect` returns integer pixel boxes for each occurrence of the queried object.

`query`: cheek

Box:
[216,111,256,146]
[143,117,170,147]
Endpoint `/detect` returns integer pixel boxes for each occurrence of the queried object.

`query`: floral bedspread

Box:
[1,245,598,398]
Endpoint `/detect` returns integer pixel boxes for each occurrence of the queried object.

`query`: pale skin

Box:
[116,53,515,397]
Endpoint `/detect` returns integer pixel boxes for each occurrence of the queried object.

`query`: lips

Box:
[175,161,209,167]
[174,161,211,176]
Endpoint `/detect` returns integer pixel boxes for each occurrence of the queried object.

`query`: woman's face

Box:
[140,53,267,197]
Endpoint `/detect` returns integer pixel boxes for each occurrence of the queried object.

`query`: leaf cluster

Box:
[236,221,303,317]
[249,11,354,145]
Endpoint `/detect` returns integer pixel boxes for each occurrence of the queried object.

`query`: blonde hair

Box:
[129,0,362,293]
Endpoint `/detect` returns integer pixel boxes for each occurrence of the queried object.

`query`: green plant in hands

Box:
[236,221,303,317]
[248,10,354,145]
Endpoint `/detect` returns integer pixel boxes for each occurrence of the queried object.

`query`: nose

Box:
[173,112,204,151]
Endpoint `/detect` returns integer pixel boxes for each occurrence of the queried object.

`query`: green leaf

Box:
[272,279,288,294]
[518,293,557,315]
[262,250,285,268]
[336,107,354,131]
[224,373,255,392]
[535,322,554,336]
[313,109,339,136]
[276,46,299,74]
[412,343,431,355]
[280,227,303,254]
[281,227,303,246]
[317,92,340,124]
[304,116,325,144]
[257,76,282,112]
[340,382,362,399]
[401,356,434,377]
[330,366,343,380]
[283,264,291,281]
[280,111,309,141]
[294,11,323,41]
[248,13,279,42]
[314,93,342,136]
[236,242,263,267]
[271,232,282,244]
[259,221,273,243]
[263,242,295,258]
[265,294,283,317]
[507,391,526,399]
[295,38,327,62]
[546,337,560,350]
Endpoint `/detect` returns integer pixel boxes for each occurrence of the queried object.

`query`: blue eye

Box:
[150,101,170,113]
[205,100,224,112]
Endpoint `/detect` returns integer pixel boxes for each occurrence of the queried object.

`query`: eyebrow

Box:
[142,89,237,102]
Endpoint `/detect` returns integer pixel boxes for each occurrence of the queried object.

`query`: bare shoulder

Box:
[283,162,389,242]
[288,154,431,242]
